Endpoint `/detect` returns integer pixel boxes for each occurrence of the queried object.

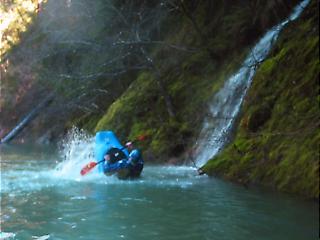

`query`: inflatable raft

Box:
[94,131,143,179]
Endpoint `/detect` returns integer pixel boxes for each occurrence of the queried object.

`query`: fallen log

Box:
[0,93,54,144]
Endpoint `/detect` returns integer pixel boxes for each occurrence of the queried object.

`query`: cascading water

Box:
[1,2,318,239]
[194,0,310,167]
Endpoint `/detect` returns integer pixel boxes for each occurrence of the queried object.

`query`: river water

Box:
[0,1,318,239]
[0,142,318,240]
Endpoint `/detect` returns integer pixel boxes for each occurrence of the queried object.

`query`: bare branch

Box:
[113,40,199,52]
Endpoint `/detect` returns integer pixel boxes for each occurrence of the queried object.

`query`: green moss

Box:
[87,0,320,199]
[74,114,102,133]
[95,72,157,136]
[95,100,124,132]
[202,1,319,199]
[246,103,273,132]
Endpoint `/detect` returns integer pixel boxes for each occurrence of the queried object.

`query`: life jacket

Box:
[128,149,143,165]
[105,147,127,164]
[103,147,127,175]
[103,148,144,179]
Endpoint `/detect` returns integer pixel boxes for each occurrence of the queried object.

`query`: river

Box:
[0,143,318,240]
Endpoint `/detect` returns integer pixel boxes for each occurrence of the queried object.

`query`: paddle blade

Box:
[80,162,97,176]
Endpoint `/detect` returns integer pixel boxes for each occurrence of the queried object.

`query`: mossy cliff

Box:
[201,1,319,199]
[93,1,302,162]
[4,0,316,198]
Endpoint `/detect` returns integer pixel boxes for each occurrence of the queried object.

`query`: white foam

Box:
[195,0,310,167]
[53,127,96,180]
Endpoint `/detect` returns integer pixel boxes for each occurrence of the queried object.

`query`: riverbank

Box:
[1,0,318,199]
[201,0,319,199]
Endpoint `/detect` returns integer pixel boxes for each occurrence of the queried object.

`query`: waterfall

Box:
[194,0,310,167]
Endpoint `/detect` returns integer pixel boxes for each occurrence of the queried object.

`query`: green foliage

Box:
[95,72,158,136]
[92,0,310,165]
[202,1,319,199]
[94,42,246,160]
[68,114,102,133]
[3,0,317,199]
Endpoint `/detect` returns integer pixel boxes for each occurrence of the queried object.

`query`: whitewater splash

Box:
[0,128,95,194]
[54,128,200,185]
[54,127,96,180]
[195,0,310,167]
[0,128,200,195]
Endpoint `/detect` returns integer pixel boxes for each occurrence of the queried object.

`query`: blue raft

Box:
[94,131,143,179]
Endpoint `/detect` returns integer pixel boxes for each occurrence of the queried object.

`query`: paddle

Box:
[80,134,147,176]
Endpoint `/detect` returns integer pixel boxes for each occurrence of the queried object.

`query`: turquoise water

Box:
[0,144,318,240]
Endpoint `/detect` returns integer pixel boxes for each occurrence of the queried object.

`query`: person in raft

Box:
[103,142,144,179]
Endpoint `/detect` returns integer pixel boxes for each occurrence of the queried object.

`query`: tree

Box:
[2,0,196,124]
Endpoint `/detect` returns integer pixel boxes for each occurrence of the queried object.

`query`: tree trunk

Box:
[0,93,55,144]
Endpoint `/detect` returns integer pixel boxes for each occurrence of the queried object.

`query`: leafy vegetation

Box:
[1,0,317,198]
[93,0,303,161]
[202,0,319,199]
